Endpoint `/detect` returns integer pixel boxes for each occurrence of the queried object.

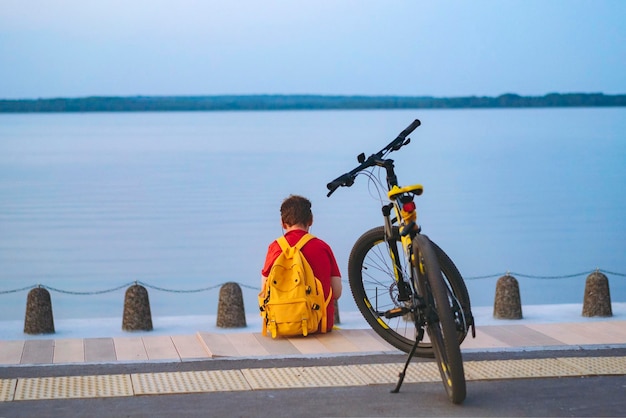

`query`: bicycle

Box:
[327,119,475,404]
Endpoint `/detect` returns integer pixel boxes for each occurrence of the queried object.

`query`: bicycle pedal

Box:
[383,306,411,318]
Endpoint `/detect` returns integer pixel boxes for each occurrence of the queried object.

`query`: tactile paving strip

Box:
[241,365,367,389]
[14,374,132,401]
[0,379,17,402]
[463,358,583,380]
[131,370,251,395]
[556,356,626,375]
[4,357,626,402]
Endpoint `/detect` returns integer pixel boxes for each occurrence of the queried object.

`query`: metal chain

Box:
[137,281,223,293]
[599,269,626,277]
[0,284,39,295]
[0,280,261,295]
[39,282,135,295]
[464,269,617,280]
[0,269,623,294]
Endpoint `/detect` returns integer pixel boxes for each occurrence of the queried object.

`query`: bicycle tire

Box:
[413,234,466,404]
[347,226,471,357]
[430,240,474,342]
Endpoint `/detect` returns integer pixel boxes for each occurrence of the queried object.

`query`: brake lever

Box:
[391,137,411,151]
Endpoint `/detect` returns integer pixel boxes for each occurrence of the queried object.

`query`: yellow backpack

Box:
[258,233,332,338]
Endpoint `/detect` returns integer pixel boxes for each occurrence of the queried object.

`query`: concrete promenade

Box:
[2,320,626,366]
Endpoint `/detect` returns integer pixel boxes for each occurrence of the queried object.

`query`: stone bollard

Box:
[582,271,612,317]
[122,284,153,331]
[216,282,247,328]
[334,299,340,325]
[24,287,55,334]
[493,274,523,319]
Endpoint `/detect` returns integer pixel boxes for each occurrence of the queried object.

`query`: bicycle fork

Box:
[382,203,412,304]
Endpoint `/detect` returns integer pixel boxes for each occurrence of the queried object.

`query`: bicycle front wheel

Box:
[413,234,466,404]
[348,226,471,357]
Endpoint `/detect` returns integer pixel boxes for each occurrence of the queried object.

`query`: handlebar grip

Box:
[397,119,421,140]
[326,180,341,191]
[326,173,355,196]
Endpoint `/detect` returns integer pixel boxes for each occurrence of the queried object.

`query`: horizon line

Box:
[2,91,624,101]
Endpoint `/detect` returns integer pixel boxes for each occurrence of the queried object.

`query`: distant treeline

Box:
[1,93,625,113]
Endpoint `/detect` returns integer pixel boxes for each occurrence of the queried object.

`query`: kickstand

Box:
[391,338,420,393]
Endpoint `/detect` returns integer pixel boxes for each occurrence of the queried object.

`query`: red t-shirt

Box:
[261,229,341,332]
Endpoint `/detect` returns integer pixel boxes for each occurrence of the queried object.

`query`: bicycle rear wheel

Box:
[348,226,471,357]
[413,234,466,404]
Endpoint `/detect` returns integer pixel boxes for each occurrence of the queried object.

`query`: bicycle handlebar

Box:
[326,119,421,196]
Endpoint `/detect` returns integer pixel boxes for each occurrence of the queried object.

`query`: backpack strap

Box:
[276,233,315,255]
[294,233,315,250]
[319,287,332,334]
[259,277,270,337]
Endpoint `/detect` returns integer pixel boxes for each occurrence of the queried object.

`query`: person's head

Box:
[280,195,313,229]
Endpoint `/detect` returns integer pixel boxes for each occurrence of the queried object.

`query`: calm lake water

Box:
[1,108,625,320]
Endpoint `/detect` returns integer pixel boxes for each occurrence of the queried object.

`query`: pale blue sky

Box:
[1,0,624,99]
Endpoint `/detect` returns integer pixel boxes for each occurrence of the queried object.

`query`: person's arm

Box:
[261,240,280,290]
[330,276,342,300]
